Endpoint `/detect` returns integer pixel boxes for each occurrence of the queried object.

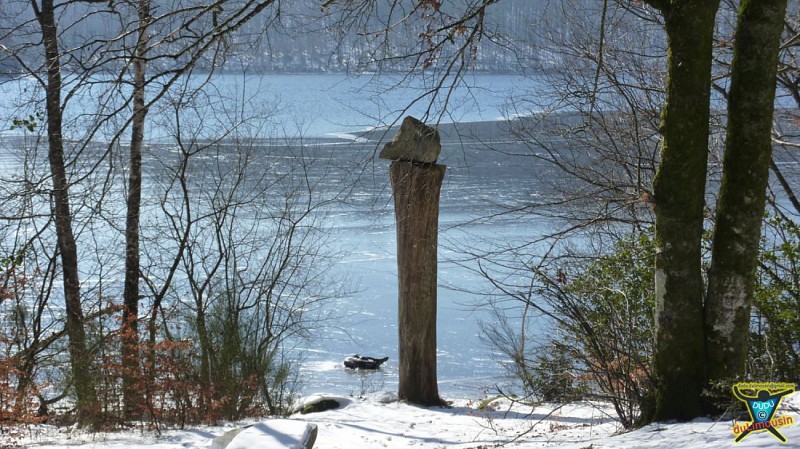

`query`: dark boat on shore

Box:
[343,355,389,370]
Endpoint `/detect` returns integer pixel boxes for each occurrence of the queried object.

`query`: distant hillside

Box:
[0,0,605,75]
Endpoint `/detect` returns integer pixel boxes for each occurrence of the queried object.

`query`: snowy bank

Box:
[6,391,799,449]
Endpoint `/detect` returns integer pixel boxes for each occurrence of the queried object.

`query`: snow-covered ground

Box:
[5,391,799,449]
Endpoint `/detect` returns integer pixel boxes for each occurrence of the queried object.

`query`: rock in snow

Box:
[291,394,353,415]
[211,420,318,449]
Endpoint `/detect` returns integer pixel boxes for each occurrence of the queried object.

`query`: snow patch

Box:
[213,420,317,449]
[9,393,800,449]
[324,132,368,142]
[370,390,399,404]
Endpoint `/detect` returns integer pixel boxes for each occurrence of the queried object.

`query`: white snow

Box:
[5,391,799,449]
[218,421,317,449]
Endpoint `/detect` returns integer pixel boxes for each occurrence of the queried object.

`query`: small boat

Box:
[343,354,389,370]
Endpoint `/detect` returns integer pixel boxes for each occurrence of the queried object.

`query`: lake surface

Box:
[2,72,798,401]
[293,128,558,399]
[0,73,557,400]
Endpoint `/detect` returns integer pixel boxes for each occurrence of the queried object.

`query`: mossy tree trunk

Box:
[645,0,720,423]
[390,161,446,406]
[705,0,787,388]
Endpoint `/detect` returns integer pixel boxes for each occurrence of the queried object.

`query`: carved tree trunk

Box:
[390,161,446,406]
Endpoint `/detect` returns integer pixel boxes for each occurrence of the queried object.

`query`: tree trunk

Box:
[705,0,787,387]
[122,0,151,420]
[36,0,98,427]
[649,0,719,423]
[196,303,213,403]
[390,161,445,406]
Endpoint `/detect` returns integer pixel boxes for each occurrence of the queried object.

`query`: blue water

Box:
[6,72,796,401]
[292,135,556,398]
[0,73,553,399]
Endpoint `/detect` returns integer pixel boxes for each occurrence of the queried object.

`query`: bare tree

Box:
[444,3,667,427]
[490,0,788,423]
[34,0,101,425]
[341,0,792,425]
[0,0,347,425]
[138,88,346,418]
[121,0,152,419]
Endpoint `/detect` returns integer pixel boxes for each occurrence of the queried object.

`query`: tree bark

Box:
[705,0,787,387]
[122,0,152,420]
[36,0,98,427]
[390,161,446,406]
[648,0,720,423]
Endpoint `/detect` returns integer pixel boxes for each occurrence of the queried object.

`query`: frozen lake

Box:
[3,72,798,401]
[0,72,562,400]
[292,125,560,398]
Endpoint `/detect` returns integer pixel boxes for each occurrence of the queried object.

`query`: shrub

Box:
[553,231,655,428]
[484,230,655,429]
[752,213,800,381]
